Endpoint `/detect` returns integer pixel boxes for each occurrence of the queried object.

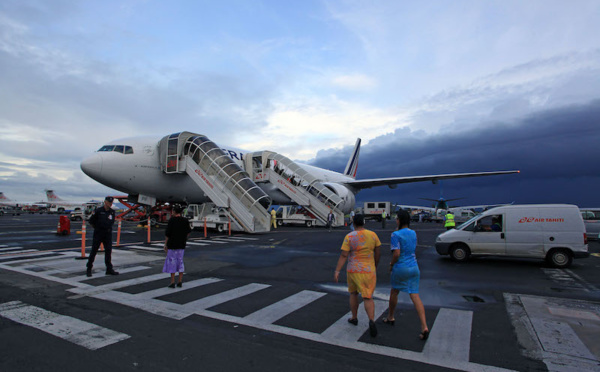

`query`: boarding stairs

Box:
[244,152,345,227]
[159,132,271,233]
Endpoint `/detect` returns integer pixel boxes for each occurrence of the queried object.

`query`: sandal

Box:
[382,318,395,326]
[420,329,429,340]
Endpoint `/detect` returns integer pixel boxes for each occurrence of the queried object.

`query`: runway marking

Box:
[422,308,473,362]
[0,300,130,350]
[183,283,270,310]
[244,290,326,324]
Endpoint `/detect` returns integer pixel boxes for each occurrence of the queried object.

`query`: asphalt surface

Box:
[1,214,599,371]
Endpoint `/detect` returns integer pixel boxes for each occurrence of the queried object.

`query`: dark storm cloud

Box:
[310,100,600,207]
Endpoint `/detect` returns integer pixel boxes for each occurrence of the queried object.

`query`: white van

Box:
[435,204,589,268]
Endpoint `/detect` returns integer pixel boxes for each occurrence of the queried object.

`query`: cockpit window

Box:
[97,145,134,154]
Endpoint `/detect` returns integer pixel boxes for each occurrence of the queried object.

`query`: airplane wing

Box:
[343,170,520,190]
[396,205,436,212]
[450,202,514,211]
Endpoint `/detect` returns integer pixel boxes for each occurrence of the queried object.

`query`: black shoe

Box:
[86,268,92,277]
[177,282,182,288]
[168,283,175,288]
[105,269,119,275]
[369,320,378,337]
[347,318,358,326]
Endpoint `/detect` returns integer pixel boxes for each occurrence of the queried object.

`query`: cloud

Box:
[331,73,377,90]
[310,99,600,207]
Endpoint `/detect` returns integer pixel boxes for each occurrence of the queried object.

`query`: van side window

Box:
[476,215,503,232]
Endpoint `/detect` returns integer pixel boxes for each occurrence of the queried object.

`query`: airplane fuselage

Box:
[81,136,356,208]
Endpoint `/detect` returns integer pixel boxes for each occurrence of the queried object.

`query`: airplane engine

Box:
[323,183,355,214]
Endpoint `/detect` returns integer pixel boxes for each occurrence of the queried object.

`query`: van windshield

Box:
[456,215,479,230]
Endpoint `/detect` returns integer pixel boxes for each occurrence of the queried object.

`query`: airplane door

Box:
[468,214,506,255]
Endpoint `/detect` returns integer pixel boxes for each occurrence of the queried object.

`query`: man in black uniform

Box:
[86,196,119,277]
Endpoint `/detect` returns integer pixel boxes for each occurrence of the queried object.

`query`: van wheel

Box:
[547,249,572,268]
[450,244,470,262]
[217,224,225,233]
[305,220,313,227]
[277,220,283,226]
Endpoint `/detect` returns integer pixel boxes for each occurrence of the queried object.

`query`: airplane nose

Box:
[80,154,103,179]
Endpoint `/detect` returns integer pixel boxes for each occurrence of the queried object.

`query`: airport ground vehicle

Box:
[435,204,589,268]
[186,203,232,232]
[69,202,102,221]
[363,202,391,221]
[276,205,321,227]
[580,208,600,240]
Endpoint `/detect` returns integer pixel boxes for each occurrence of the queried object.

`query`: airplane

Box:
[0,192,24,208]
[45,189,87,213]
[80,131,519,228]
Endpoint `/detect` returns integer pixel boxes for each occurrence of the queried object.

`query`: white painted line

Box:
[0,244,8,248]
[0,247,25,252]
[204,240,227,244]
[244,290,327,324]
[186,241,209,246]
[0,251,59,262]
[0,301,130,350]
[86,290,194,320]
[520,296,596,361]
[184,283,270,310]
[70,273,167,295]
[422,308,473,362]
[136,277,223,299]
[229,237,259,241]
[128,245,163,252]
[321,299,388,342]
[151,243,164,247]
[212,238,247,242]
[0,249,39,255]
[68,266,153,282]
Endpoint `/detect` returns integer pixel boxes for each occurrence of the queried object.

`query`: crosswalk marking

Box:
[0,247,25,252]
[186,241,209,246]
[183,283,270,310]
[136,277,223,299]
[0,251,56,262]
[204,239,227,244]
[422,308,473,362]
[0,301,130,350]
[69,266,153,281]
[244,290,326,324]
[321,299,388,342]
[128,245,163,252]
[0,254,519,371]
[0,249,39,255]
[212,237,247,242]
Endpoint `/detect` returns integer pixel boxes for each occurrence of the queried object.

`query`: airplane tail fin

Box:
[0,192,8,201]
[343,138,361,179]
[45,189,63,201]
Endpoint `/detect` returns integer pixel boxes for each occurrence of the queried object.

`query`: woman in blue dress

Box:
[383,209,429,340]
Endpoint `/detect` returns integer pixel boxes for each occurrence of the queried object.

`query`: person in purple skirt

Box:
[163,204,192,288]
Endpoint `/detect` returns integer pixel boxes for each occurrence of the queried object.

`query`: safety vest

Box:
[445,213,455,228]
[382,211,387,219]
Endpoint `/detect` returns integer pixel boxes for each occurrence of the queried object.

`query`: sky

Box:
[1,0,599,207]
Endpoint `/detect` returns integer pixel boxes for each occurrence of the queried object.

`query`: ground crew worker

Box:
[382,210,387,229]
[444,211,455,230]
[86,196,119,277]
[270,208,277,229]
